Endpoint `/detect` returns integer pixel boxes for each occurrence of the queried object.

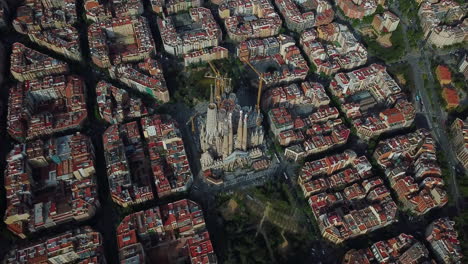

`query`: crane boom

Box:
[244,60,262,78]
[208,61,222,102]
[257,74,263,111]
[208,61,220,75]
[242,59,265,111]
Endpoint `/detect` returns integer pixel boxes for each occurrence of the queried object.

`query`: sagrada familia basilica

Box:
[198,88,266,172]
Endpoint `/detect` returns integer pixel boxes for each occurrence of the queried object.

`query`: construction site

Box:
[185,60,277,186]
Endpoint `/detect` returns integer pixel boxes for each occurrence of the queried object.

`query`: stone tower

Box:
[242,113,248,151]
[228,112,233,155]
[206,86,218,140]
[236,110,243,149]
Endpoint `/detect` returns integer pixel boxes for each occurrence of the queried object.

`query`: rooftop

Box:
[4,133,99,238]
[117,199,217,263]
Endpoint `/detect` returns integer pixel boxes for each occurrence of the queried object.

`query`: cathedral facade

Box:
[199,93,265,171]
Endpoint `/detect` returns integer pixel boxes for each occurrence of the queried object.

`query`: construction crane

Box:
[243,59,265,112]
[208,61,222,101]
[188,114,198,132]
[205,61,232,103]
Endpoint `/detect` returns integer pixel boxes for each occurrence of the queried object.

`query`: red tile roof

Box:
[442,88,459,108]
[436,65,452,83]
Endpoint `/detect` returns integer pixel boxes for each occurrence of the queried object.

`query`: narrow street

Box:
[0,0,466,263]
[390,0,464,212]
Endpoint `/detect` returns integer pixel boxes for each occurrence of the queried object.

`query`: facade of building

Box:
[88,17,155,68]
[4,133,99,238]
[458,54,468,79]
[84,0,143,22]
[96,81,151,124]
[117,199,217,264]
[13,0,82,60]
[300,23,367,76]
[262,81,330,109]
[426,218,464,264]
[10,43,69,81]
[219,0,281,41]
[237,34,309,86]
[151,0,202,14]
[109,58,170,102]
[451,118,468,171]
[329,64,415,139]
[336,0,381,20]
[4,227,106,264]
[418,0,468,48]
[183,46,229,67]
[158,8,222,56]
[266,101,350,161]
[199,92,268,172]
[103,114,194,205]
[103,122,154,207]
[298,150,398,244]
[372,11,400,33]
[374,129,448,215]
[276,0,334,32]
[343,233,432,264]
[141,115,194,197]
[7,75,87,141]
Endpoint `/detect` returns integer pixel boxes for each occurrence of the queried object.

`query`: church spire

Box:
[236,110,243,149]
[242,113,248,151]
[210,84,214,103]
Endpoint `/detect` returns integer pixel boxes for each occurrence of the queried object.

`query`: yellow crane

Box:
[206,61,231,103]
[208,61,222,99]
[188,114,198,132]
[243,59,265,112]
